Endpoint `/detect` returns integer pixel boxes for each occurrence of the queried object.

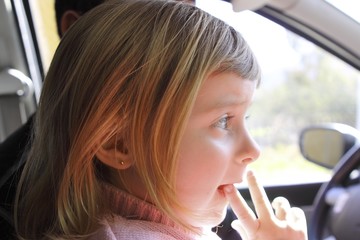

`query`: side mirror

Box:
[299,123,360,169]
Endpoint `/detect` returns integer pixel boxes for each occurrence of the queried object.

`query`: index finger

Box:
[224,184,258,232]
[247,170,274,220]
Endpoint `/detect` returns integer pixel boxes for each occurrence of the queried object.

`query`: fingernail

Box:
[247,170,254,177]
[223,184,233,194]
[231,220,241,229]
[231,220,243,232]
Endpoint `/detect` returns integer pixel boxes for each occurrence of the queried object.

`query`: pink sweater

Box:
[88,183,221,240]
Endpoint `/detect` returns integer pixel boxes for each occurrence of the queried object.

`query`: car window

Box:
[29,0,59,73]
[197,0,360,185]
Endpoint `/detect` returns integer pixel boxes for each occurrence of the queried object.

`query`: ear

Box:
[95,142,132,170]
[60,10,81,36]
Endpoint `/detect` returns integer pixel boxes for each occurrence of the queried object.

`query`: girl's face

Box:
[175,72,260,228]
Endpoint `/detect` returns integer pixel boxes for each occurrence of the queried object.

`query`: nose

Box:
[235,129,260,164]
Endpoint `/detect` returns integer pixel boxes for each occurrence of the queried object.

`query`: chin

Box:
[211,205,229,226]
[191,204,229,228]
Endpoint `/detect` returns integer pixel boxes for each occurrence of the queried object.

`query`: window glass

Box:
[29,0,59,73]
[197,0,359,185]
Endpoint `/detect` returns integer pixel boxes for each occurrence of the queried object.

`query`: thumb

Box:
[231,220,249,239]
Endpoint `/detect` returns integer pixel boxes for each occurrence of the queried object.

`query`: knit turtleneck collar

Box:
[101,182,221,240]
[103,183,183,230]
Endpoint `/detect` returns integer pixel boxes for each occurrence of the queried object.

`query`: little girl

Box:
[15,0,307,239]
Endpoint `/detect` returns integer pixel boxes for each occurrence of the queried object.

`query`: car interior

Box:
[0,0,359,239]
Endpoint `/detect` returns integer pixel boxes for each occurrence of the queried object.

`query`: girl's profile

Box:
[15,0,307,239]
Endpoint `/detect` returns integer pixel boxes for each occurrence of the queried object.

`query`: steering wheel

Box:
[309,143,360,240]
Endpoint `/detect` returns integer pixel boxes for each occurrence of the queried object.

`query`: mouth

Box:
[217,179,243,197]
[217,184,232,197]
[217,185,226,198]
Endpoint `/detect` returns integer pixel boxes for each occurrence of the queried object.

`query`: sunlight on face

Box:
[175,72,260,228]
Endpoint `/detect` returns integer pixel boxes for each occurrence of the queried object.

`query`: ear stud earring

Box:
[120,160,125,165]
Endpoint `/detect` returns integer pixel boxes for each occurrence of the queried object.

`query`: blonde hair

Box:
[15,0,261,239]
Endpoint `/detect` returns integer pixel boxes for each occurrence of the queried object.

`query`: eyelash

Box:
[214,115,233,130]
[214,115,250,130]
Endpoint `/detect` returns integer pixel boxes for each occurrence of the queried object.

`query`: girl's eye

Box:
[214,115,232,130]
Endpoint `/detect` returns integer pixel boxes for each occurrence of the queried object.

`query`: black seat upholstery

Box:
[0,115,33,240]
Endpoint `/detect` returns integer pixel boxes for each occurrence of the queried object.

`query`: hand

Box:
[224,171,308,240]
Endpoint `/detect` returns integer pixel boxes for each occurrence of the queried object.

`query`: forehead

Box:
[193,72,256,113]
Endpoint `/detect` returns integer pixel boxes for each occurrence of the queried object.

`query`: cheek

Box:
[175,133,233,197]
[178,135,231,176]
[174,136,233,227]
